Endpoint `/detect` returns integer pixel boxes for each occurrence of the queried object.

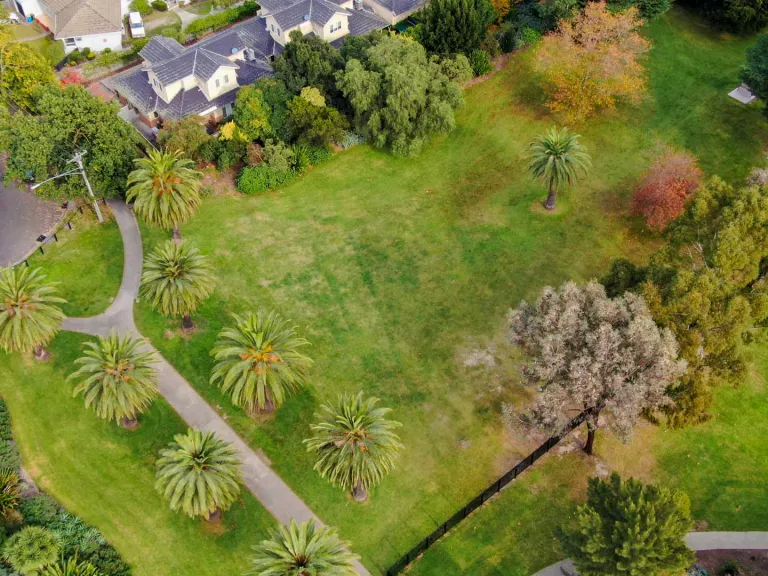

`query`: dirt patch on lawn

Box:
[696,550,768,576]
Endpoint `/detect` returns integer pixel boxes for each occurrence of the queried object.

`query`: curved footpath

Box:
[532,532,768,575]
[61,201,371,576]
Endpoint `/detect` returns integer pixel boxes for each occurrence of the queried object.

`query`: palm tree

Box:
[41,556,101,576]
[155,428,241,521]
[528,127,592,211]
[3,526,60,576]
[209,311,312,415]
[140,240,214,331]
[67,331,158,429]
[0,468,21,522]
[304,392,403,502]
[249,519,358,576]
[126,148,203,243]
[0,266,65,361]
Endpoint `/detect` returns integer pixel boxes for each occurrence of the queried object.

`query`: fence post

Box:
[38,245,44,255]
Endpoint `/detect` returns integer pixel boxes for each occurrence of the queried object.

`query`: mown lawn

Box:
[23,210,124,317]
[132,6,768,574]
[0,332,273,576]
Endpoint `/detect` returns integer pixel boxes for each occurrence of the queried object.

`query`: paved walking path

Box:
[532,532,768,576]
[62,201,371,576]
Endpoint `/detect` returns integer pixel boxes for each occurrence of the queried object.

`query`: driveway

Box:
[0,177,64,266]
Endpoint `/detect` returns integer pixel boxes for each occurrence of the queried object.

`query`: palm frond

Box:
[528,126,592,191]
[210,311,313,413]
[140,240,214,317]
[304,392,403,494]
[68,331,158,423]
[249,518,358,576]
[0,266,65,354]
[155,428,242,519]
[126,148,203,230]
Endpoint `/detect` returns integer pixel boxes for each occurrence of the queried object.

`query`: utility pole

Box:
[70,151,104,223]
[30,149,103,222]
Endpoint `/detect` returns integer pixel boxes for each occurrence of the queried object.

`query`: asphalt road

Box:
[0,177,63,266]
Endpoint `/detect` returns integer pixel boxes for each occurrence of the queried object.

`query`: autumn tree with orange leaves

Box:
[536,1,650,123]
[631,149,702,231]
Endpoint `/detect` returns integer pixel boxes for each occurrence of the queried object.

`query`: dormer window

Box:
[330,21,342,32]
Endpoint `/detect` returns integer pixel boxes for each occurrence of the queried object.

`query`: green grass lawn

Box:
[132,6,768,574]
[0,332,274,576]
[186,1,213,15]
[23,210,124,317]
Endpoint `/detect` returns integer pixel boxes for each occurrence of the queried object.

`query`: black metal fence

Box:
[385,409,592,575]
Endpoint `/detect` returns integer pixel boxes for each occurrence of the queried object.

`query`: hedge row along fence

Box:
[385,408,593,575]
[185,1,260,39]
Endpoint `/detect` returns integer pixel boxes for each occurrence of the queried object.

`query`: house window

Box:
[277,28,281,35]
[215,78,220,88]
[330,20,342,32]
[270,23,274,31]
[75,37,82,41]
[64,38,76,46]
[224,74,229,83]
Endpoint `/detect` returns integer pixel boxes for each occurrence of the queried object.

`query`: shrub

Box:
[45,41,66,65]
[0,399,19,470]
[468,49,492,76]
[85,52,96,60]
[292,144,310,174]
[3,526,60,575]
[631,149,702,231]
[246,142,263,166]
[237,166,295,194]
[261,140,294,172]
[151,0,168,10]
[185,1,259,37]
[200,184,215,197]
[516,27,541,49]
[199,139,222,164]
[720,561,741,576]
[103,47,111,54]
[688,565,709,576]
[338,131,365,150]
[130,0,152,15]
[307,146,332,165]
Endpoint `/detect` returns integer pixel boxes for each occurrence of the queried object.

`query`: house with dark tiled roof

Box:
[104,21,276,128]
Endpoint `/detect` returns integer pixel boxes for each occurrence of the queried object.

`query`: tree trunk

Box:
[544,180,557,211]
[120,415,139,430]
[352,481,368,502]
[182,312,194,332]
[206,508,222,523]
[172,225,182,244]
[33,344,50,362]
[583,411,600,456]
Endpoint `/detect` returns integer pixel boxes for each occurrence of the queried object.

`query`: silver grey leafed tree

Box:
[140,240,214,331]
[304,392,403,501]
[249,519,358,576]
[68,330,158,429]
[528,126,591,210]
[210,311,312,414]
[508,280,685,455]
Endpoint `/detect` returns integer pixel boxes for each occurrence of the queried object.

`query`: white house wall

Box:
[62,31,123,53]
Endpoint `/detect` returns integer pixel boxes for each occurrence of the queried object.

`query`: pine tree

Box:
[420,0,494,56]
[559,473,694,576]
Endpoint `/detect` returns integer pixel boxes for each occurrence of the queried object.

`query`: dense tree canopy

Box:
[607,0,673,20]
[560,473,694,576]
[0,24,56,110]
[536,1,650,123]
[603,178,768,425]
[509,280,685,454]
[157,117,212,162]
[233,84,273,141]
[274,31,342,96]
[3,85,139,200]
[741,34,768,117]
[336,35,464,156]
[695,0,768,33]
[420,0,495,55]
[284,87,348,147]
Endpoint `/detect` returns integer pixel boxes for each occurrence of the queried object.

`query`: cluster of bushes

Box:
[0,398,131,575]
[236,141,331,194]
[66,47,95,66]
[152,0,168,10]
[185,1,260,38]
[129,0,152,15]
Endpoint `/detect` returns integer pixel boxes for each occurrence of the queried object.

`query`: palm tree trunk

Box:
[120,415,139,430]
[352,481,368,502]
[33,344,50,362]
[544,179,557,211]
[172,225,182,244]
[206,508,222,523]
[182,312,194,332]
[584,411,599,455]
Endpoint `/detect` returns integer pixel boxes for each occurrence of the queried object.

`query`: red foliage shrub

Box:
[60,68,85,86]
[631,149,702,231]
